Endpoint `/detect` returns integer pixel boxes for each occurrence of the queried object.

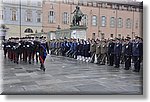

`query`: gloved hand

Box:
[37,52,39,56]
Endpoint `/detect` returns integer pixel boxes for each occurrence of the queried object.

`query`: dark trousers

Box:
[39,55,46,69]
[27,51,32,64]
[124,56,131,69]
[133,56,141,72]
[109,54,114,66]
[114,55,121,68]
[23,50,27,62]
[4,49,7,58]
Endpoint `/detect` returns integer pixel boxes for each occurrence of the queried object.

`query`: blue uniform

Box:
[114,42,122,68]
[108,42,115,66]
[132,41,143,72]
[124,42,132,70]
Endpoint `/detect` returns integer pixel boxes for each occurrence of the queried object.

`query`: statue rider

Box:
[71,6,84,26]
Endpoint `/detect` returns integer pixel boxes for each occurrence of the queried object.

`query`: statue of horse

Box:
[72,14,84,26]
[72,6,84,26]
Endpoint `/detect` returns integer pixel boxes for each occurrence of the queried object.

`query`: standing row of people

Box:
[49,36,143,72]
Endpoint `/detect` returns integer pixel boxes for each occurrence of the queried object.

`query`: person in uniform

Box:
[14,38,22,64]
[95,39,101,64]
[123,37,132,70]
[81,40,86,61]
[100,39,107,65]
[78,40,83,61]
[108,38,115,66]
[2,39,8,58]
[72,39,78,59]
[90,39,96,63]
[114,38,122,68]
[132,36,143,72]
[84,39,91,62]
[37,36,49,71]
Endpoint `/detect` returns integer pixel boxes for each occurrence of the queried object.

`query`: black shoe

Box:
[43,68,46,72]
[114,66,119,68]
[133,70,139,72]
[124,68,129,70]
[100,63,105,65]
[29,62,31,64]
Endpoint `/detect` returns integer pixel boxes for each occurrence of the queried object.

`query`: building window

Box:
[81,14,88,26]
[0,10,4,20]
[118,18,123,28]
[48,11,55,23]
[135,20,138,29]
[27,0,31,6]
[11,9,17,21]
[26,10,32,22]
[92,15,97,26]
[24,28,33,33]
[110,17,115,28]
[37,1,41,6]
[126,18,131,29]
[62,12,69,24]
[36,11,41,23]
[101,16,106,27]
[110,34,114,38]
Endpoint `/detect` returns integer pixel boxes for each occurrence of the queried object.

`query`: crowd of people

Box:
[2,36,49,71]
[2,36,143,72]
[49,36,143,72]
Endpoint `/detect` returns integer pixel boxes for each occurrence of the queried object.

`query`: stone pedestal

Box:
[55,25,87,40]
[70,26,87,40]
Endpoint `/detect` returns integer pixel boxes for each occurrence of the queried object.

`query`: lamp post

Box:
[19,0,21,38]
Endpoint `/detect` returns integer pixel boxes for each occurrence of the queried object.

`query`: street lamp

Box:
[19,0,21,38]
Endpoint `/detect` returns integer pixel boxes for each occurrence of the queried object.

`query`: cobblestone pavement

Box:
[1,53,143,95]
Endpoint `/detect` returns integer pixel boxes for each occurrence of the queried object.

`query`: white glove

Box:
[37,52,39,56]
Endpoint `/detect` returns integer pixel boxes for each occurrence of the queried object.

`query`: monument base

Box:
[70,26,87,40]
[55,25,87,40]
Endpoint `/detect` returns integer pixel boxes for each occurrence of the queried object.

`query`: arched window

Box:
[24,28,33,33]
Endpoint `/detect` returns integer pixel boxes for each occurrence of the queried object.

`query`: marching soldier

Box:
[114,38,122,68]
[124,37,132,70]
[37,37,49,71]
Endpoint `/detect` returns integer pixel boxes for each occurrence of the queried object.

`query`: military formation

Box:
[49,36,143,72]
[2,36,49,71]
[2,36,143,72]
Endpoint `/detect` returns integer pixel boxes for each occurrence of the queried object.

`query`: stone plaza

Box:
[1,50,143,95]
